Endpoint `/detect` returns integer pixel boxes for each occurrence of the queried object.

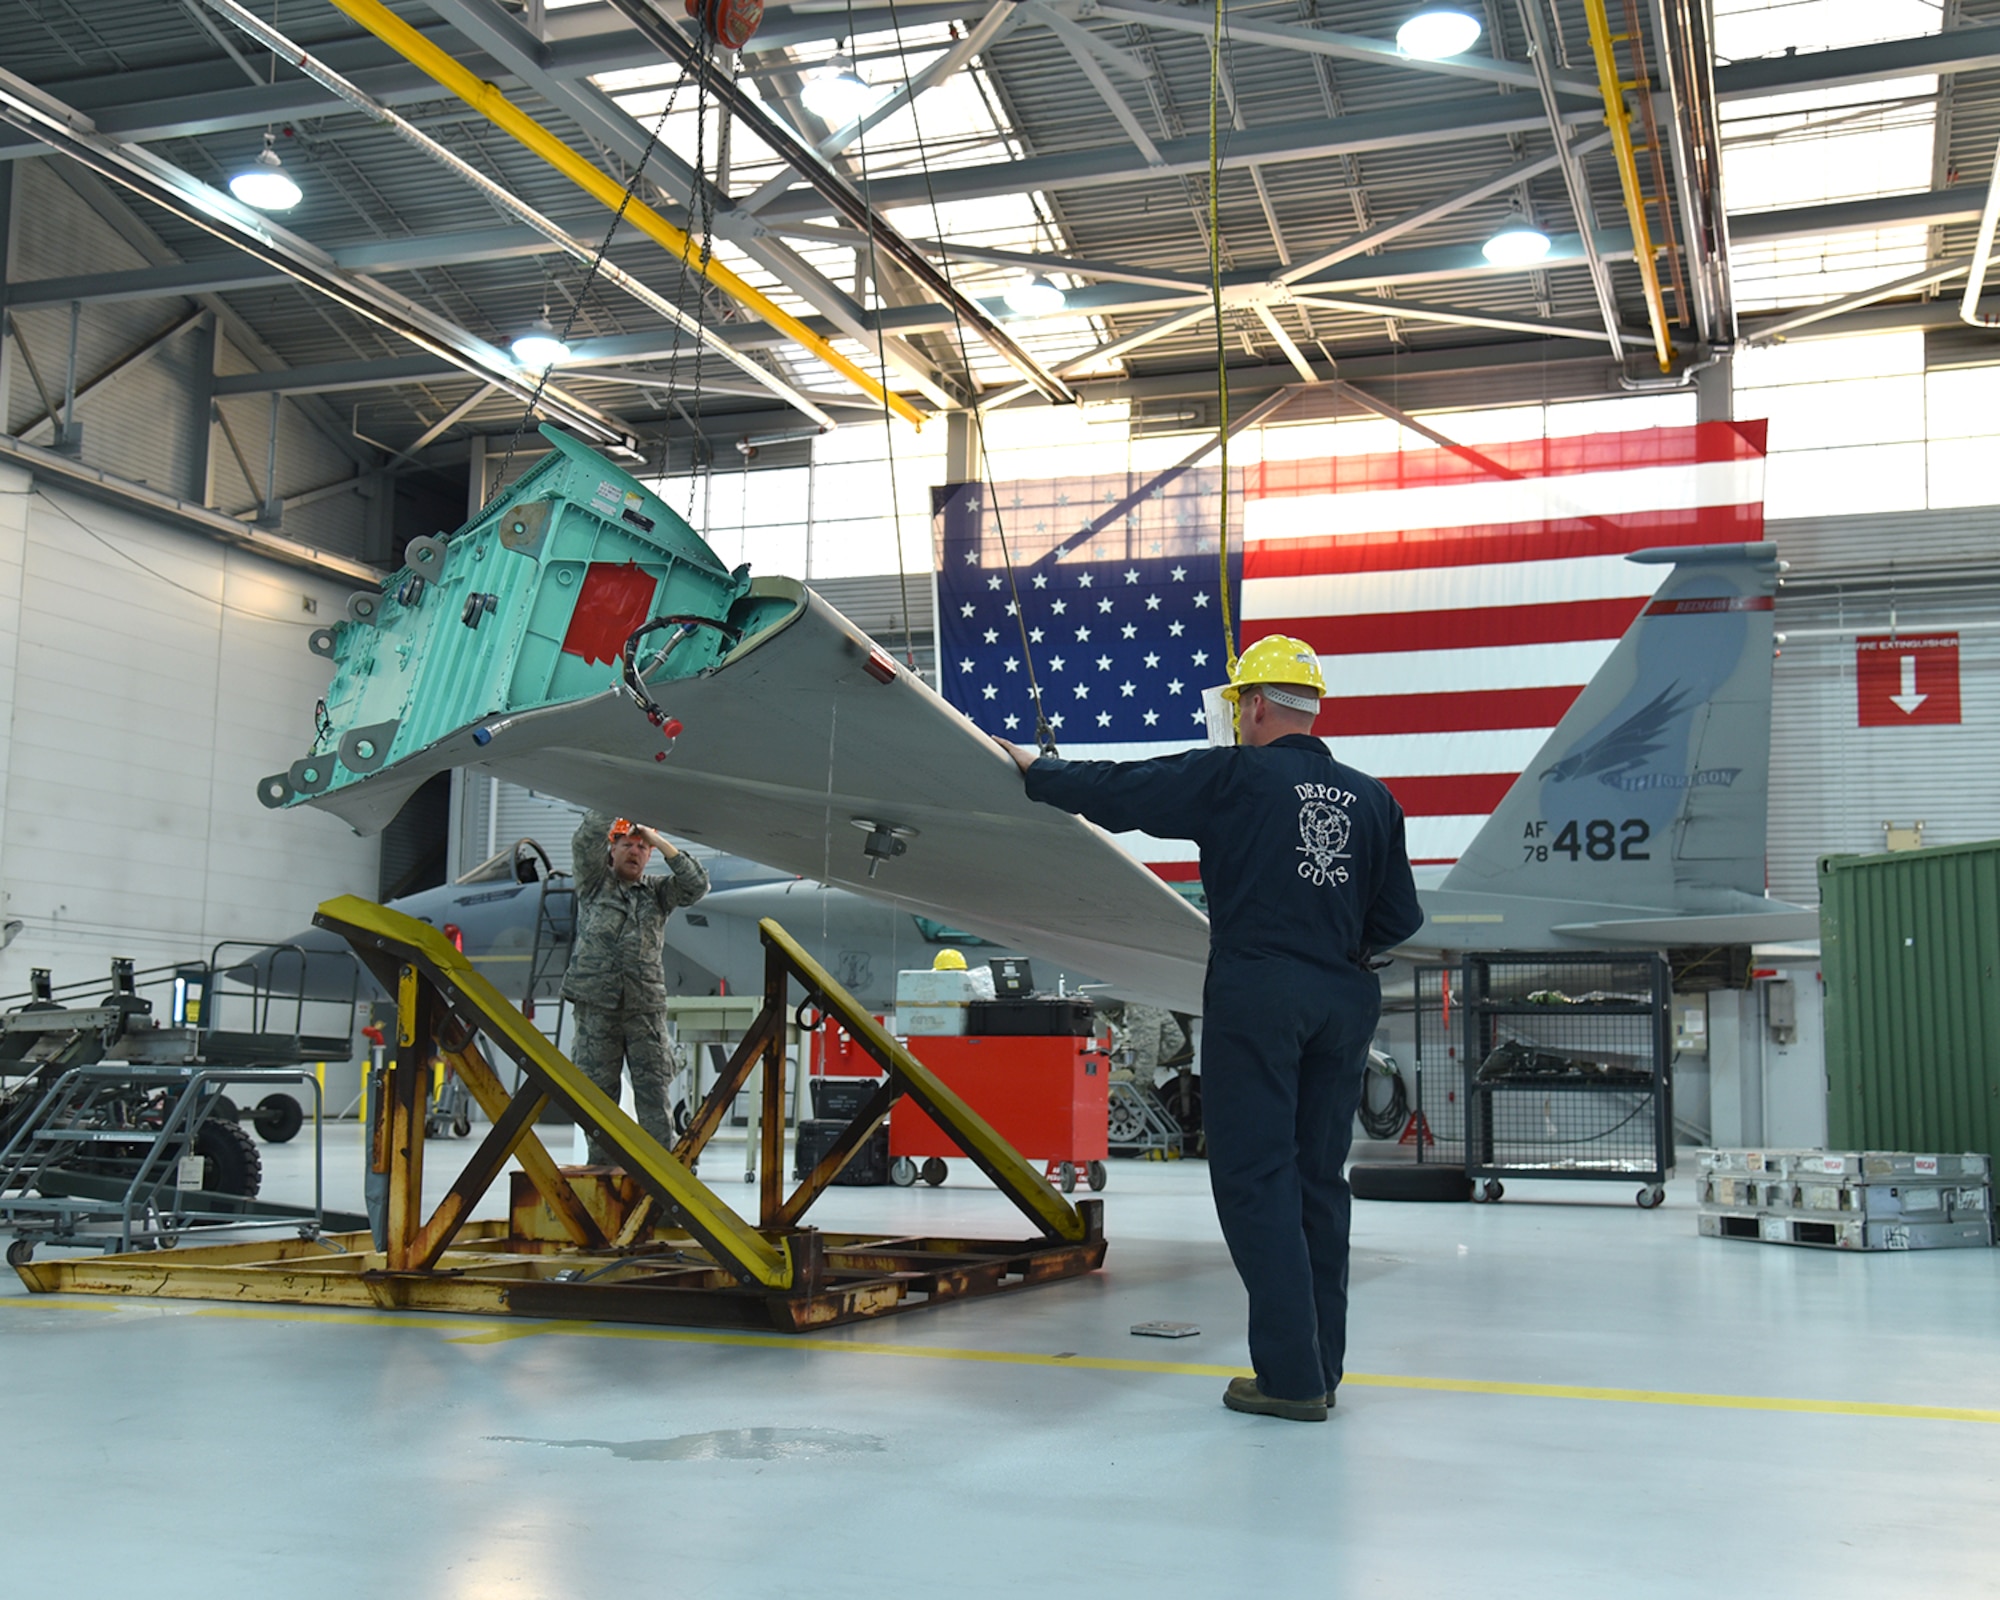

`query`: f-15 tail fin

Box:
[1440,542,1783,914]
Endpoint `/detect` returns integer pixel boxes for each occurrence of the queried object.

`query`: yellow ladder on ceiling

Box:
[1582,0,1691,372]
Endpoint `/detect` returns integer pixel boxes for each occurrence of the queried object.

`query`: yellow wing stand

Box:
[14,898,1103,1331]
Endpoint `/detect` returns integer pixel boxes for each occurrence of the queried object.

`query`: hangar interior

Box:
[0,0,1996,1593]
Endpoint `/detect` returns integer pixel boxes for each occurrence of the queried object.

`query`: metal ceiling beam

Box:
[1517,0,1625,359]
[200,0,839,427]
[1043,9,1164,167]
[771,222,1209,291]
[0,431,380,581]
[0,4,983,158]
[1742,263,1970,343]
[5,223,584,306]
[1739,291,2000,341]
[1081,0,1598,97]
[12,307,207,441]
[755,96,1582,218]
[417,0,942,404]
[1711,21,2000,101]
[330,0,925,423]
[213,354,466,395]
[744,0,1023,213]
[1286,292,1616,342]
[1275,141,1592,285]
[3,14,1994,165]
[1732,188,1988,243]
[602,0,1078,405]
[0,69,637,451]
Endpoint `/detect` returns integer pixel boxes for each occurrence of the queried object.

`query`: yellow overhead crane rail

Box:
[1581,0,1687,373]
[324,0,927,427]
[15,900,1103,1330]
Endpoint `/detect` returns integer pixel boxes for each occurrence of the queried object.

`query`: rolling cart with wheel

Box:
[1460,951,1674,1209]
[888,1032,1110,1193]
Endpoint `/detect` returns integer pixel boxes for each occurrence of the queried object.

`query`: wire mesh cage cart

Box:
[1412,964,1467,1168]
[1460,952,1674,1208]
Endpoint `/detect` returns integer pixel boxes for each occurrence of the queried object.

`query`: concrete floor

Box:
[4,1125,1997,1598]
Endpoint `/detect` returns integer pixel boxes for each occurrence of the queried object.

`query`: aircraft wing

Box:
[293,579,1211,1012]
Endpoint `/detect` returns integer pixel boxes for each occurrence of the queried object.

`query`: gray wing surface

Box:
[304,583,1211,1011]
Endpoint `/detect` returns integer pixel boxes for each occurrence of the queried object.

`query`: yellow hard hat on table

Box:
[1221,635,1326,704]
[932,949,968,971]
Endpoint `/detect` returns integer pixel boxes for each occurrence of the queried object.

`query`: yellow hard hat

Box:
[1222,634,1326,703]
[932,949,968,971]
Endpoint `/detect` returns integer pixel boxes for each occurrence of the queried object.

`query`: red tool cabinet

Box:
[889,1032,1110,1189]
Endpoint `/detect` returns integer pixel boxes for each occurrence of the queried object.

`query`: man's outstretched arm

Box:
[998,738,1218,841]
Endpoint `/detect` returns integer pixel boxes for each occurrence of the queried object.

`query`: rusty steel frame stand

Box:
[13,898,1105,1330]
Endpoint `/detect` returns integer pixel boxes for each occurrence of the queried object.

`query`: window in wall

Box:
[1735,331,1930,515]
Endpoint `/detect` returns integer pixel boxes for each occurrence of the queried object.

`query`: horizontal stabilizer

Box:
[1552,909,1821,945]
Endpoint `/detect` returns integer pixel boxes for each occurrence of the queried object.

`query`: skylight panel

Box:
[1714,0,1941,314]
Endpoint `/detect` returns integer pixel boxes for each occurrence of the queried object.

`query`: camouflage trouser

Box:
[570,999,676,1167]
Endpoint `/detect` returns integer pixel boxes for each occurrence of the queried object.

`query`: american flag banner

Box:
[933,469,1241,886]
[934,418,1768,877]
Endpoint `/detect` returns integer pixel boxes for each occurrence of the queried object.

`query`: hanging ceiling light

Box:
[1482,215,1552,267]
[800,52,876,124]
[1004,274,1067,316]
[227,132,302,212]
[1395,9,1483,60]
[510,312,571,370]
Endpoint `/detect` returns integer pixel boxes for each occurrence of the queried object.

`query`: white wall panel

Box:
[0,477,377,1001]
[1767,591,2000,907]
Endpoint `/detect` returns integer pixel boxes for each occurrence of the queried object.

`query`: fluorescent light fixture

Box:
[801,54,877,124]
[510,315,571,370]
[228,134,302,211]
[1395,9,1482,60]
[1004,275,1067,316]
[1482,219,1552,267]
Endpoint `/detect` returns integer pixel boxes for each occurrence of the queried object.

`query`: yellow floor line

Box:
[7,1294,1997,1425]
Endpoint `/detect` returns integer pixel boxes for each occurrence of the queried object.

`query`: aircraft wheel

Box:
[1107,1094,1146,1145]
[889,1157,918,1187]
[1087,1162,1108,1192]
[920,1158,948,1187]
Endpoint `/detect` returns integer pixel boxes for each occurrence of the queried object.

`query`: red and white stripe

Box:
[1248,420,1768,864]
[1060,421,1769,876]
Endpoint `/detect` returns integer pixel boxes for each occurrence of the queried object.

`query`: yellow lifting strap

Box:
[759,918,1088,1244]
[324,0,927,427]
[316,895,794,1288]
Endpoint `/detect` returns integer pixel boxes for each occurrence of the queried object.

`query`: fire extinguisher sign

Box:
[1855,633,1961,727]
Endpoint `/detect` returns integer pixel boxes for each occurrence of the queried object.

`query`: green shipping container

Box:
[1820,839,2000,1170]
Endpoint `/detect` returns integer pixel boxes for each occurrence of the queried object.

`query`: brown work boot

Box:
[1223,1376,1329,1422]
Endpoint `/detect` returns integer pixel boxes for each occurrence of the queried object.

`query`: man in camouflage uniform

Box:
[563,810,709,1166]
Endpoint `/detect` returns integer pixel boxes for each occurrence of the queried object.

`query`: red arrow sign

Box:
[1856,633,1960,727]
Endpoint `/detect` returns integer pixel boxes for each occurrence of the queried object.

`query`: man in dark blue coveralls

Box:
[1001,634,1422,1422]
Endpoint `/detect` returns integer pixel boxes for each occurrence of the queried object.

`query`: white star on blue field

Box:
[934,474,1243,745]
